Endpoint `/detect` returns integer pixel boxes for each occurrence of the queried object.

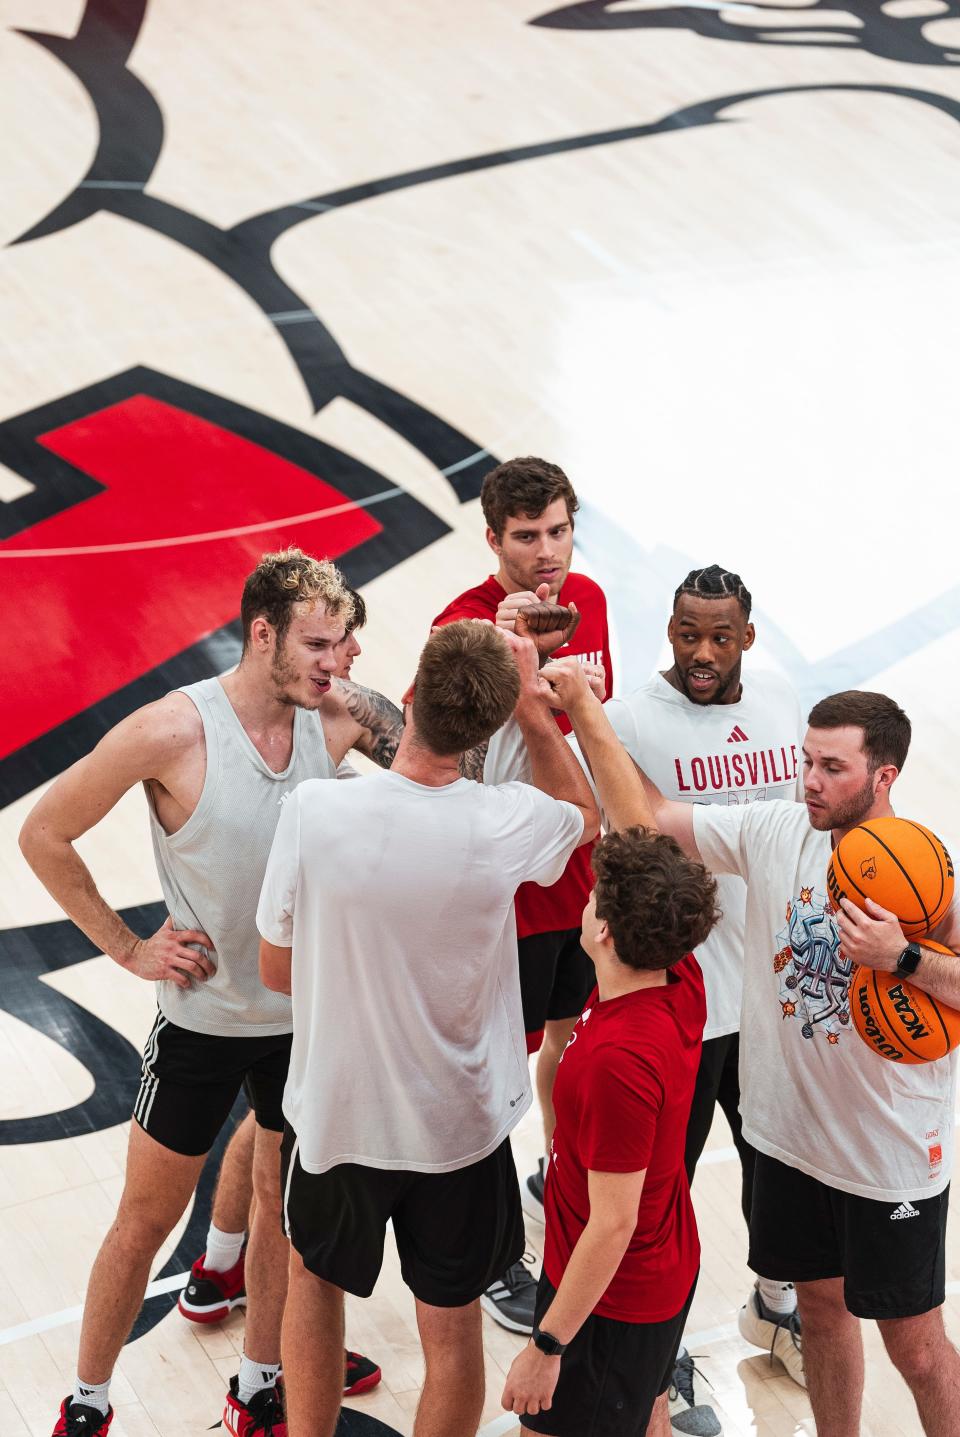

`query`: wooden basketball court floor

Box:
[3,0,960,1432]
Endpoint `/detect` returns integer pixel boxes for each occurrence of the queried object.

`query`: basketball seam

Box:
[863,823,931,930]
[901,820,947,924]
[870,967,943,1062]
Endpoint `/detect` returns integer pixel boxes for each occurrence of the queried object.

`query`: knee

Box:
[113,1201,180,1256]
[881,1318,952,1387]
[795,1280,852,1333]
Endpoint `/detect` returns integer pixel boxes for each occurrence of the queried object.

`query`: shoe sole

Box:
[520,1186,545,1225]
[178,1293,247,1324]
[479,1294,534,1334]
[344,1367,382,1397]
[738,1303,806,1390]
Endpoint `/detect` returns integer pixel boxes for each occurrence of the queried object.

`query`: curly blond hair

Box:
[240,548,354,649]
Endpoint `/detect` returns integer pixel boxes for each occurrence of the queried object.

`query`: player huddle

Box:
[19,457,960,1437]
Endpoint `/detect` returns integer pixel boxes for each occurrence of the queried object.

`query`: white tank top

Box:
[149,677,336,1037]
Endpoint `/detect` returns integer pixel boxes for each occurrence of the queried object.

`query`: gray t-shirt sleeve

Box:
[257,789,301,946]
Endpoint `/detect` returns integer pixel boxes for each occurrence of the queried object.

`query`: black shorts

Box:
[521,1273,697,1437]
[520,928,595,1043]
[749,1151,949,1320]
[683,1031,756,1228]
[281,1126,525,1306]
[133,1010,291,1157]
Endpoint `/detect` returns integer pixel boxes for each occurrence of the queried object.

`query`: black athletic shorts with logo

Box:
[133,1010,292,1156]
[521,1273,697,1437]
[749,1151,949,1319]
[520,928,596,1044]
[281,1126,525,1306]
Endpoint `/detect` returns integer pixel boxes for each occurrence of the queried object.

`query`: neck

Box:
[597,961,668,1001]
[220,660,294,730]
[390,728,462,788]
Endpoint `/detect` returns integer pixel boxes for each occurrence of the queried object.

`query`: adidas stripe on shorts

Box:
[748,1151,949,1319]
[133,1009,292,1156]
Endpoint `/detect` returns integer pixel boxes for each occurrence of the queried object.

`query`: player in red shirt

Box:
[501,657,719,1437]
[433,456,613,1333]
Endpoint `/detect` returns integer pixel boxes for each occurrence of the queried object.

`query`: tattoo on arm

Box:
[459,740,489,783]
[339,681,404,769]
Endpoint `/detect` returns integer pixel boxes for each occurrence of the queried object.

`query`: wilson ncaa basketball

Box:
[850,944,960,1064]
[826,817,954,939]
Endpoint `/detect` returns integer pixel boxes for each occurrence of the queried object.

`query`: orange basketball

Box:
[826,817,954,940]
[849,944,960,1064]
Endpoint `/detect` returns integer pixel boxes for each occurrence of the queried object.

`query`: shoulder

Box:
[562,571,607,608]
[433,579,499,625]
[117,691,204,758]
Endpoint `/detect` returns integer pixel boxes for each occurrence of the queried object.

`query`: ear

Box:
[667,613,676,644]
[401,680,415,707]
[249,616,273,651]
[485,526,502,558]
[742,622,756,652]
[875,763,898,794]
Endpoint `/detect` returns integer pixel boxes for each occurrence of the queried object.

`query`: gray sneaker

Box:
[480,1257,538,1334]
[669,1351,722,1436]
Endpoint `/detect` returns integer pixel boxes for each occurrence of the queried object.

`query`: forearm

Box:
[904,948,960,1008]
[567,699,659,834]
[19,831,139,965]
[515,702,599,840]
[539,1217,634,1344]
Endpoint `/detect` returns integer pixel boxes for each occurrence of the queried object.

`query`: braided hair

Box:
[673,565,752,619]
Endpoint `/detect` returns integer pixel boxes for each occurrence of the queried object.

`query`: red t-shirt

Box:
[432,572,613,938]
[543,956,705,1322]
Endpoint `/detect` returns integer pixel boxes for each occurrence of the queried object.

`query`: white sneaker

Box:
[738,1282,805,1388]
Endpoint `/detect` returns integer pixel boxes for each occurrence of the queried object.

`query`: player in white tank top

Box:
[18,552,391,1437]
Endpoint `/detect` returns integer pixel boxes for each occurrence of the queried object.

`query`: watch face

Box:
[897,944,922,974]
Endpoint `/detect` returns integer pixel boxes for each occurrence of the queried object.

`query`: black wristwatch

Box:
[532,1326,567,1356]
[895,942,922,977]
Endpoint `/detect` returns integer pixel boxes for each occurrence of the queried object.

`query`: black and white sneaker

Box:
[521,1157,547,1223]
[668,1351,722,1435]
[480,1255,539,1333]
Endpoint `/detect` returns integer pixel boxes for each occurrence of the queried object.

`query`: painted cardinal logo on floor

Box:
[0,368,452,807]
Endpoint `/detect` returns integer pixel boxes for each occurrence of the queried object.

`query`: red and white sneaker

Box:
[178,1249,246,1323]
[344,1349,382,1396]
[223,1378,285,1436]
[52,1398,114,1436]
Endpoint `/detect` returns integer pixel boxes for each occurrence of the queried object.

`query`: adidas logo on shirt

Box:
[890,1201,921,1221]
[726,725,749,743]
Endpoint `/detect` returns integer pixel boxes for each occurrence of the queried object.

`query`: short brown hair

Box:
[592,828,720,971]
[240,548,354,651]
[412,622,520,756]
[480,457,579,540]
[807,691,911,772]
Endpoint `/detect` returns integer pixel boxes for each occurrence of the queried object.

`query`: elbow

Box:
[579,805,601,845]
[18,813,43,872]
[261,967,291,996]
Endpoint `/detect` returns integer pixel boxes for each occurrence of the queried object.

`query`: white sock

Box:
[757,1278,797,1315]
[74,1378,111,1417]
[237,1355,280,1405]
[205,1223,245,1273]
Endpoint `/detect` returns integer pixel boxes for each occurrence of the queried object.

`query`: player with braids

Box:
[565,563,806,1431]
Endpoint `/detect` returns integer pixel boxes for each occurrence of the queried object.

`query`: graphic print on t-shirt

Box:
[774,886,852,1046]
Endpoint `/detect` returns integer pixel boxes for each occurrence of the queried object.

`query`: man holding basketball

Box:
[432,455,613,1334]
[543,668,960,1437]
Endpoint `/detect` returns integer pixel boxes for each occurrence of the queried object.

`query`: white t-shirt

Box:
[257,771,584,1174]
[604,672,804,1040]
[694,799,960,1201]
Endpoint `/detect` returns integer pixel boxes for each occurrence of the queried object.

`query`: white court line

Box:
[0,1272,188,1349]
[0,440,497,559]
[697,1145,738,1166]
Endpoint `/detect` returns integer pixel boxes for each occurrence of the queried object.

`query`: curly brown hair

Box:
[412,622,520,756]
[240,548,354,650]
[480,457,579,540]
[592,828,720,971]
